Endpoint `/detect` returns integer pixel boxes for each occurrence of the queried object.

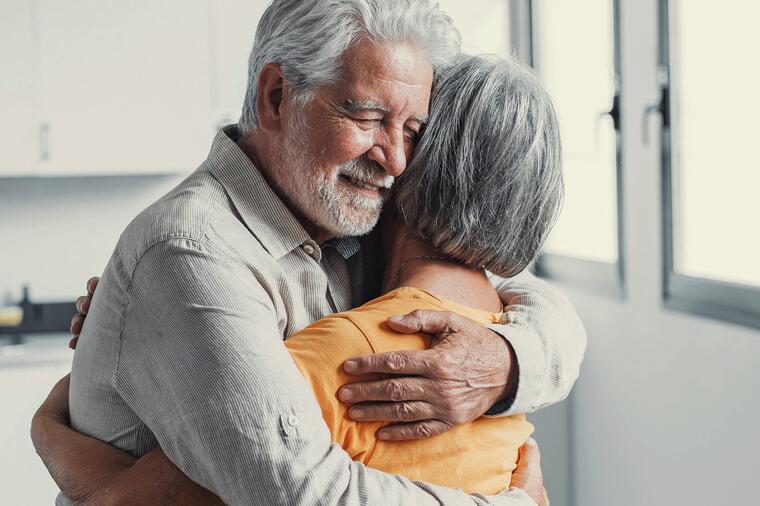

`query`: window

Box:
[525,0,623,294]
[438,0,511,57]
[661,0,760,327]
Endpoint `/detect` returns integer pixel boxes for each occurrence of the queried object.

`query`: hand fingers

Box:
[87,277,100,296]
[386,309,462,335]
[338,377,430,404]
[70,313,84,337]
[517,438,542,473]
[348,401,436,423]
[520,438,541,463]
[377,419,453,441]
[75,295,91,314]
[343,349,435,376]
[68,336,79,350]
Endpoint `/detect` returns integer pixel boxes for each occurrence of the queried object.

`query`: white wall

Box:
[0,176,183,303]
[559,1,760,504]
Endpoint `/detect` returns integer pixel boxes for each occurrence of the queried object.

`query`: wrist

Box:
[484,330,519,416]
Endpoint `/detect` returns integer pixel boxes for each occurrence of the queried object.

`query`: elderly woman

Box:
[33,54,561,503]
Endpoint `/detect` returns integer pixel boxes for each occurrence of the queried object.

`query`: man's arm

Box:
[101,238,536,505]
[486,269,587,415]
[335,269,585,439]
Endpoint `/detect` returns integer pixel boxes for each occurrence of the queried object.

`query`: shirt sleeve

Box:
[284,315,385,462]
[486,269,587,415]
[115,237,530,506]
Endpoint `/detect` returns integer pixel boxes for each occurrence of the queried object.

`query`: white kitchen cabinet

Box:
[0,1,41,176]
[0,336,73,504]
[208,0,269,128]
[37,0,214,175]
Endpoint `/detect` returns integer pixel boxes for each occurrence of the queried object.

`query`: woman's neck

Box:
[381,222,502,314]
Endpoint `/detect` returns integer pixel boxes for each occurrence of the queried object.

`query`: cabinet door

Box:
[209,0,269,128]
[38,0,213,175]
[0,0,40,176]
[0,338,72,504]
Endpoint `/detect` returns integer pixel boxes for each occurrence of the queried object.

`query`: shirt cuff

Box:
[484,322,545,416]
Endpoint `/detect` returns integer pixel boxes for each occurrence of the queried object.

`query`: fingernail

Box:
[378,430,390,440]
[388,316,404,323]
[343,360,357,373]
[339,388,353,401]
[350,407,363,419]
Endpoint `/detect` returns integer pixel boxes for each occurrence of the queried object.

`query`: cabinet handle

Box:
[39,123,50,162]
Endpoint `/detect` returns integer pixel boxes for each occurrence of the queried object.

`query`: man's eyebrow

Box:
[412,113,429,125]
[342,99,390,113]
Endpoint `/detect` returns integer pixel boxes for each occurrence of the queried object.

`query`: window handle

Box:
[601,93,621,131]
[643,67,670,144]
[595,92,621,148]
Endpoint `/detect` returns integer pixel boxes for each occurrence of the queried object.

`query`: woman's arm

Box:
[32,376,546,506]
[30,375,222,505]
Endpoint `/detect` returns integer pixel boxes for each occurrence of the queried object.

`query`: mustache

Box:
[337,157,394,189]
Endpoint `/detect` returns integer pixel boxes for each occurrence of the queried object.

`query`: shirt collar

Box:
[204,125,362,261]
[204,125,311,259]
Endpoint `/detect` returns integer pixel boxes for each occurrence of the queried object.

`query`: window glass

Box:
[670,1,760,286]
[533,0,618,263]
[438,0,510,57]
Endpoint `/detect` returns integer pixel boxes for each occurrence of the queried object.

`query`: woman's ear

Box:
[255,63,285,132]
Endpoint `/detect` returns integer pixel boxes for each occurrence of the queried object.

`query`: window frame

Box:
[658,0,760,329]
[513,0,626,298]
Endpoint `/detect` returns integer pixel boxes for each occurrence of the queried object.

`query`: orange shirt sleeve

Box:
[284,315,385,462]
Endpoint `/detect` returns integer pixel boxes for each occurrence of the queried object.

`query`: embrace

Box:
[31,1,586,505]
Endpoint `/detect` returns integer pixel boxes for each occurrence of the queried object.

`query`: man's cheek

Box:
[324,127,375,162]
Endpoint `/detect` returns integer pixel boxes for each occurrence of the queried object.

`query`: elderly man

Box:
[33,1,584,505]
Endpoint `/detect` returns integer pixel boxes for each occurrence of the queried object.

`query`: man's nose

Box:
[367,129,407,177]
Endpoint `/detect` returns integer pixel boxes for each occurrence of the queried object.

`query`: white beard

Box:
[277,112,394,237]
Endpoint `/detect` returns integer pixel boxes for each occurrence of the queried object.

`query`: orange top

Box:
[285,287,534,494]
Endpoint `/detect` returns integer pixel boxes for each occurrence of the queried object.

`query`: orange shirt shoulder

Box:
[284,287,534,494]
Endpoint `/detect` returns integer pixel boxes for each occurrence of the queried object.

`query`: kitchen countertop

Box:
[0,333,72,368]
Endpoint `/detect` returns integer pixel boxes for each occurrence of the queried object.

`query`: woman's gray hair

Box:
[239,0,461,134]
[395,55,564,278]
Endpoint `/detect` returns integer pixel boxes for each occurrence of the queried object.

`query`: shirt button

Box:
[303,244,315,256]
[287,415,300,427]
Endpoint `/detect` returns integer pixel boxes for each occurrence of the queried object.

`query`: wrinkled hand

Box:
[510,438,549,506]
[338,309,518,441]
[70,277,99,349]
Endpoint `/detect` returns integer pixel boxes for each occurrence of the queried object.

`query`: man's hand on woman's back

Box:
[69,276,98,349]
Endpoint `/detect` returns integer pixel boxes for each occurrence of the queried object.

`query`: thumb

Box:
[387,309,459,335]
[518,438,542,468]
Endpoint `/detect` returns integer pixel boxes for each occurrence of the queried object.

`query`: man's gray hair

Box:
[395,55,564,278]
[239,0,461,134]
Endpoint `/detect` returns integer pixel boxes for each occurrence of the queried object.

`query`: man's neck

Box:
[382,223,502,313]
[237,130,334,245]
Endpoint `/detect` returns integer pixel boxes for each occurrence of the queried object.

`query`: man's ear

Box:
[255,63,285,132]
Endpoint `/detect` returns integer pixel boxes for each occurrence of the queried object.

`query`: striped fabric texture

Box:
[65,126,585,505]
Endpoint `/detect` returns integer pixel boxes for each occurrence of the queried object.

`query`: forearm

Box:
[31,408,135,504]
[489,269,587,414]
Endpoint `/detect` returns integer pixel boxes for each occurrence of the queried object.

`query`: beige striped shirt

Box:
[66,126,585,505]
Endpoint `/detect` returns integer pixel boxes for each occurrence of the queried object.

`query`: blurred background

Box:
[1,0,758,504]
